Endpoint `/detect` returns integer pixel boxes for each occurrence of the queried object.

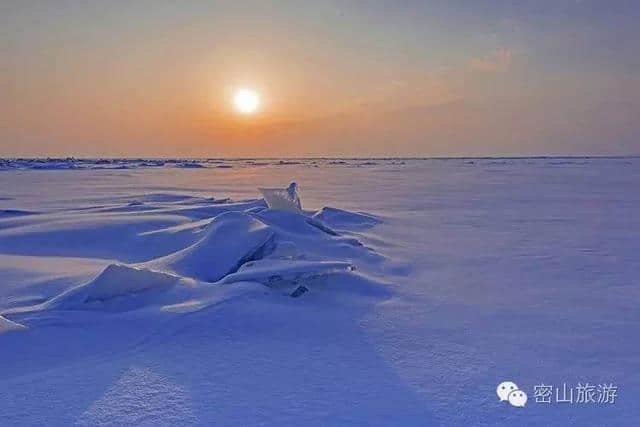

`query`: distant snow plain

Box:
[1,157,639,426]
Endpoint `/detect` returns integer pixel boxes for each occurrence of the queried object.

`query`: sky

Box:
[1,0,639,157]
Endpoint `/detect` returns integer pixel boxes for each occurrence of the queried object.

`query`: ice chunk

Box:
[258,182,302,213]
[290,285,309,298]
[217,259,354,287]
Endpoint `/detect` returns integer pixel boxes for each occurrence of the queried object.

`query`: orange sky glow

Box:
[1,1,639,157]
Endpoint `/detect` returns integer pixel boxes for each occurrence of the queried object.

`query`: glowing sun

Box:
[233,88,260,114]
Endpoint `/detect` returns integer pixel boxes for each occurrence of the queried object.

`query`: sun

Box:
[233,88,260,114]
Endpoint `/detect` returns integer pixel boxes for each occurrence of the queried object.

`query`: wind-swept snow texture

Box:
[1,157,640,426]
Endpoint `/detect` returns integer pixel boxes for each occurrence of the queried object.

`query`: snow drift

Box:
[1,183,383,319]
[313,207,380,230]
[0,314,26,333]
[145,211,275,282]
[46,264,182,310]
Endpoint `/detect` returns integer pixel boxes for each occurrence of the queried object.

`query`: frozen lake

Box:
[1,157,639,425]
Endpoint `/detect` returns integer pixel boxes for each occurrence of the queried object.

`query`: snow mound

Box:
[160,281,268,313]
[258,182,302,213]
[270,240,298,259]
[1,187,384,318]
[255,208,338,237]
[254,209,370,252]
[146,211,274,282]
[0,315,26,333]
[81,264,179,302]
[313,207,380,230]
[45,264,181,310]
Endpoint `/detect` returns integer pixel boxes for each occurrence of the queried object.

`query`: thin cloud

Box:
[469,48,514,73]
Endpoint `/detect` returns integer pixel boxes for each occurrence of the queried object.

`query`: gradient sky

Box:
[1,0,639,157]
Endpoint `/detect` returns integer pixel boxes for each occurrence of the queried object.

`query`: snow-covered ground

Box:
[1,158,639,426]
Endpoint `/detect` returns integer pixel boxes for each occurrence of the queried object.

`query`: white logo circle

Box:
[508,389,528,407]
[496,381,519,401]
[496,381,527,407]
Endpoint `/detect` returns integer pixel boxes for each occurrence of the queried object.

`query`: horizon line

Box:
[2,155,640,161]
